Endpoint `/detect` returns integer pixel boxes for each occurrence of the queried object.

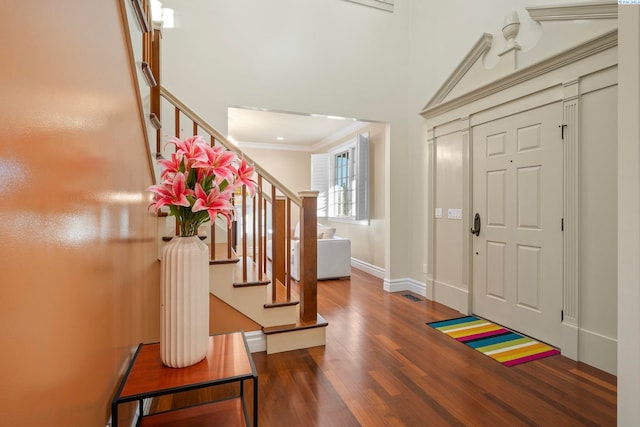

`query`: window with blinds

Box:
[334,149,352,217]
[311,133,369,222]
[311,154,329,217]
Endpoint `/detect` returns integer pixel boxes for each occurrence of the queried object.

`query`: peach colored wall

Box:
[0,1,159,426]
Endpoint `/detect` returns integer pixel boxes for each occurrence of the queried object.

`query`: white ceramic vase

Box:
[160,236,209,368]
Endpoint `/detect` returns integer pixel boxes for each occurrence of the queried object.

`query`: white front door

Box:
[472,102,563,348]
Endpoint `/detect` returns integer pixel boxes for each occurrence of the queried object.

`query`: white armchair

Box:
[266,223,352,281]
[290,236,351,281]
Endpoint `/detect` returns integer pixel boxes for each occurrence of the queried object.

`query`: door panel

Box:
[487,170,506,226]
[486,242,506,300]
[516,244,541,310]
[472,102,563,347]
[517,166,541,229]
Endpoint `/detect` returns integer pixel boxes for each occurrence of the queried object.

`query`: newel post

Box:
[299,190,318,322]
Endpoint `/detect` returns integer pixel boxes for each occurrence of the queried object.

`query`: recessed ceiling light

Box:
[276,136,284,141]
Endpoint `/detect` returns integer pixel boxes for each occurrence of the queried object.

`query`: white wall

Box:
[240,147,311,195]
[579,83,618,373]
[433,131,466,309]
[617,6,640,425]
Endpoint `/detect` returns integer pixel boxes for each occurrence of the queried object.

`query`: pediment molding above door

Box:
[422,33,493,110]
[421,29,617,121]
[421,2,618,122]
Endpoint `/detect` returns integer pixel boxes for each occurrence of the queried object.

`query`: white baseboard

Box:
[426,275,434,300]
[244,330,266,353]
[560,322,579,361]
[382,278,427,296]
[578,328,617,375]
[405,278,427,296]
[433,280,469,314]
[351,257,385,278]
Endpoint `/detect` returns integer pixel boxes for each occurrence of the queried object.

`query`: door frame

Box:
[470,100,565,348]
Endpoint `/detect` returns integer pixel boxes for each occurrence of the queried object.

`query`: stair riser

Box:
[266,327,326,354]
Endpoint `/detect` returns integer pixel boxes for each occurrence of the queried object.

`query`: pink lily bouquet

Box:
[148,136,256,237]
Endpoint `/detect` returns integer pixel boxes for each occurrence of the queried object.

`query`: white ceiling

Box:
[228,107,366,151]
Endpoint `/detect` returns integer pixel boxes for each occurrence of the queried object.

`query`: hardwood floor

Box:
[152,268,617,426]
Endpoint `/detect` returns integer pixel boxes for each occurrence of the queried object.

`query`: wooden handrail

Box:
[159,86,302,206]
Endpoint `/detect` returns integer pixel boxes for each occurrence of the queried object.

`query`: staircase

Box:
[127,0,327,354]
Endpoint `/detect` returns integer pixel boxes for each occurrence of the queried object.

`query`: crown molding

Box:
[527,1,618,22]
[311,121,371,151]
[237,141,312,152]
[422,33,493,111]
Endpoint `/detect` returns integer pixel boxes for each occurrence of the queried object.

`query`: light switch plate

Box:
[435,208,442,218]
[448,208,462,220]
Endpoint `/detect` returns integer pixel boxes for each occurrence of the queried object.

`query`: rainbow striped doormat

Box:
[427,315,560,367]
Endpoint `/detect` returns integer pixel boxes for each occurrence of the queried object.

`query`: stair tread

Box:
[210,243,239,264]
[233,281,271,287]
[263,313,328,335]
[263,278,299,308]
[162,234,208,241]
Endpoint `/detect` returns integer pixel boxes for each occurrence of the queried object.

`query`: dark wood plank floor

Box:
[152,268,617,426]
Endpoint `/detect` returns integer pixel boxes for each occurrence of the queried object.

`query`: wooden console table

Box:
[112,332,258,426]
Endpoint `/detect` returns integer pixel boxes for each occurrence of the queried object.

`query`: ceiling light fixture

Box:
[162,8,174,28]
[276,137,284,141]
[150,0,174,28]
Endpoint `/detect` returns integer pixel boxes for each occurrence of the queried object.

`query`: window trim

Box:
[324,133,369,224]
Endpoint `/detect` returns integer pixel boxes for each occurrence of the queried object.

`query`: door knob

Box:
[470,213,481,236]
